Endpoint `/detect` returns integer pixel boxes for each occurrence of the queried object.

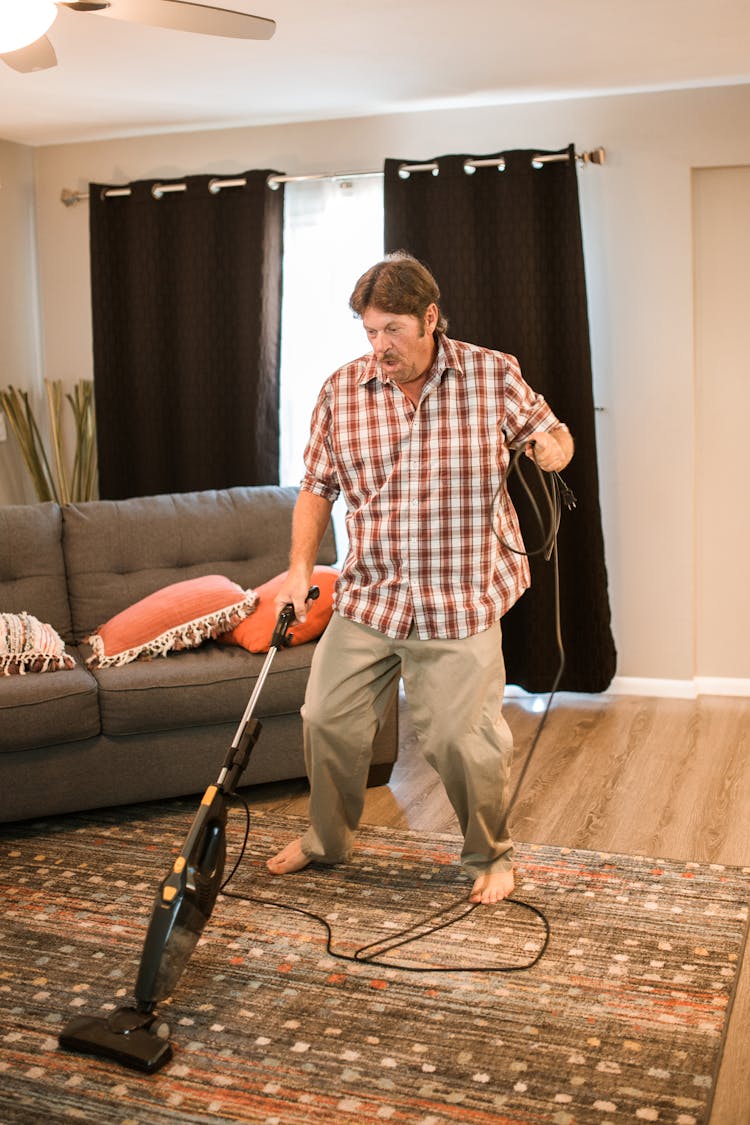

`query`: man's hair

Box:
[349,251,448,333]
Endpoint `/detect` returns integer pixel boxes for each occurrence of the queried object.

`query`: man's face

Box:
[362,304,437,387]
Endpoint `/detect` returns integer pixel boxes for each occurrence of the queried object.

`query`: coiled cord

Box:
[491,444,576,814]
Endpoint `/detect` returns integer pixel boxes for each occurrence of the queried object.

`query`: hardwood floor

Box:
[247,690,750,1125]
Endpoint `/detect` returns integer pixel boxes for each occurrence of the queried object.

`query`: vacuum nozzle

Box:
[59,1007,172,1073]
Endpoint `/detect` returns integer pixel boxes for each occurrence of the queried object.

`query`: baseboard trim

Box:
[603,677,749,699]
[693,677,750,698]
[608,677,698,699]
[506,677,750,700]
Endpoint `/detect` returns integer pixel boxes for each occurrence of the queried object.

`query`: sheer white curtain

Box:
[279,175,384,562]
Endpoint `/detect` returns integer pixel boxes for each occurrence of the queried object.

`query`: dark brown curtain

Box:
[385,144,616,692]
[89,171,284,499]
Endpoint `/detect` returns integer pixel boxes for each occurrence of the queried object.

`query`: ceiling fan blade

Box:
[63,0,275,41]
[1,35,58,73]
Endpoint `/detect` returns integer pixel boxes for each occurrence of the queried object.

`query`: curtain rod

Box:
[397,146,605,179]
[59,148,605,207]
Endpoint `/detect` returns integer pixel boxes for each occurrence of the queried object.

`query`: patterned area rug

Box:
[0,800,748,1125]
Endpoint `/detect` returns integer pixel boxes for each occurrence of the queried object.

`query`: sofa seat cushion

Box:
[0,649,100,753]
[90,641,316,737]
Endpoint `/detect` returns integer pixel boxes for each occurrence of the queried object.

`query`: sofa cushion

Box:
[89,641,315,737]
[0,648,100,753]
[0,502,74,642]
[62,485,337,642]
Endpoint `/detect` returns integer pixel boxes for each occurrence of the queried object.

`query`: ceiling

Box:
[1,0,749,147]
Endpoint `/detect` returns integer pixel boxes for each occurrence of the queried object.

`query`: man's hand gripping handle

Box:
[270,586,320,651]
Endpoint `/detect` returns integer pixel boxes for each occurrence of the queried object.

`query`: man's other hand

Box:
[525,427,573,472]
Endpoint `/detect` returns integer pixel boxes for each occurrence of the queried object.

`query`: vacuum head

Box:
[59,1007,172,1074]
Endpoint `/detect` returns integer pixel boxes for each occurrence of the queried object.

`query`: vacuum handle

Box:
[269,585,320,650]
[220,586,321,786]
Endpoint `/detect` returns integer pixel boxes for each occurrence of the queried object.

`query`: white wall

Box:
[14,83,750,685]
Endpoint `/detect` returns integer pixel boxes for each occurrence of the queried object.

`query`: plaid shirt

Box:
[301,333,562,640]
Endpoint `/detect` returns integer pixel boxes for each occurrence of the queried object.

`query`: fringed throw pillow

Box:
[218,565,338,654]
[1,612,76,675]
[87,575,258,668]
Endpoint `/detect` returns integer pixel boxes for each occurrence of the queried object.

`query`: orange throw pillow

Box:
[219,565,339,653]
[87,575,258,668]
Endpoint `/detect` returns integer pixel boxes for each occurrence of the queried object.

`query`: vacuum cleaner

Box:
[58,588,319,1074]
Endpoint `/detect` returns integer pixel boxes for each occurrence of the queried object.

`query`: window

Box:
[279,175,384,561]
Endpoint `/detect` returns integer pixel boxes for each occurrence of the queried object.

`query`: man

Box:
[267,252,573,904]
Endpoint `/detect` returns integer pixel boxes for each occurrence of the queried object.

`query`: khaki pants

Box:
[299,613,514,877]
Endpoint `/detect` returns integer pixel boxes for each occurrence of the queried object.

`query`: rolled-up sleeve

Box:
[502,354,562,446]
[300,382,340,503]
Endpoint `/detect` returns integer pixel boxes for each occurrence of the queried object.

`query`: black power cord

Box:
[491,443,576,814]
[215,446,575,975]
[221,796,550,973]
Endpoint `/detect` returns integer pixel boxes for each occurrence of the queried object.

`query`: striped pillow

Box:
[0,612,76,675]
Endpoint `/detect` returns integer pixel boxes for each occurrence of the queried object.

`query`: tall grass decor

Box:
[0,379,98,503]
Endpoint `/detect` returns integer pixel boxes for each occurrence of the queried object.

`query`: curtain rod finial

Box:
[61,188,81,207]
[584,147,606,166]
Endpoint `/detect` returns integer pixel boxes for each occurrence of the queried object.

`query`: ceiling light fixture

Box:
[0,1,57,55]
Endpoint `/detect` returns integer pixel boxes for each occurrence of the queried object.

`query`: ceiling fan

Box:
[0,1,276,74]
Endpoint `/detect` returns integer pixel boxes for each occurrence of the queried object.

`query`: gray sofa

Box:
[0,485,398,823]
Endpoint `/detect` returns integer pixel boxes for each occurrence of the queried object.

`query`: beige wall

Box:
[0,140,43,505]
[692,165,750,682]
[4,83,750,686]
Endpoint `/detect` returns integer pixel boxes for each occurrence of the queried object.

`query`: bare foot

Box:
[267,837,312,875]
[468,868,515,904]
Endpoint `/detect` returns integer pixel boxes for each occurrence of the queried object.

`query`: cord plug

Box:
[554,473,577,510]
